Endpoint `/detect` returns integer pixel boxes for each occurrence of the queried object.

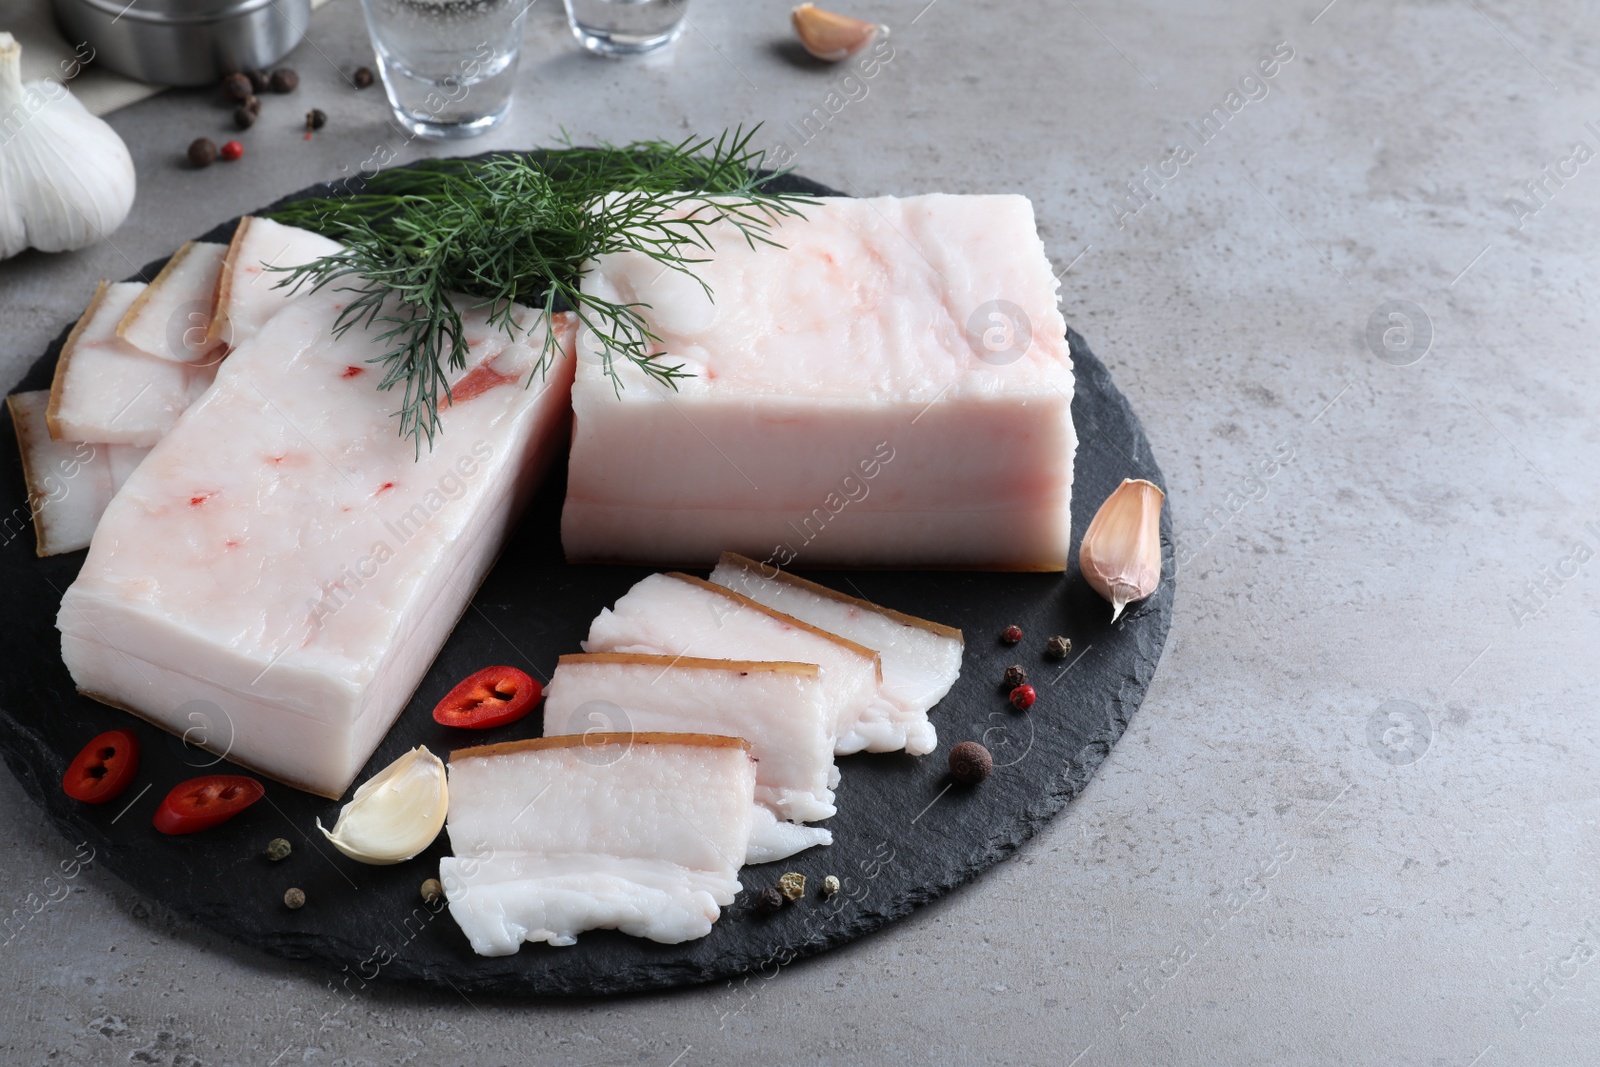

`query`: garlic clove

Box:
[1079,478,1165,622]
[317,746,448,865]
[791,3,885,62]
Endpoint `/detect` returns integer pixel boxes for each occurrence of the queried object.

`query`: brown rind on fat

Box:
[45,279,110,441]
[564,553,1066,573]
[71,686,349,800]
[451,731,753,762]
[717,551,964,642]
[207,216,253,347]
[5,394,54,558]
[556,652,820,677]
[115,240,197,343]
[664,572,884,683]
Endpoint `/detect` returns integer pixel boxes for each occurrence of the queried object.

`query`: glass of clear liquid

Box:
[359,0,532,138]
[563,0,689,56]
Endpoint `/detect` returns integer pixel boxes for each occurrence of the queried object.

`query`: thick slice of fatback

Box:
[6,391,148,556]
[208,217,342,350]
[57,289,577,797]
[583,571,900,754]
[116,240,228,363]
[544,653,836,863]
[562,194,1076,570]
[440,733,756,954]
[46,280,218,446]
[709,552,962,756]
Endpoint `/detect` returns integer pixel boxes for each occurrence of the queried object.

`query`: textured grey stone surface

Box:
[1,0,1596,1063]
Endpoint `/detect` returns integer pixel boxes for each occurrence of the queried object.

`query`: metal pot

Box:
[50,0,310,87]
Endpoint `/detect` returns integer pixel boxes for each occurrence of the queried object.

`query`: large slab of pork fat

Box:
[441,733,756,953]
[57,290,577,798]
[564,194,1076,570]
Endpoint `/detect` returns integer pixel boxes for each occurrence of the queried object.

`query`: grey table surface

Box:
[3,0,1597,1063]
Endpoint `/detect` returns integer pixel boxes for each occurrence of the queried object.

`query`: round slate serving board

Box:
[0,165,1173,996]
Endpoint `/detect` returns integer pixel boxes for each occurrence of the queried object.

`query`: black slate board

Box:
[0,164,1173,996]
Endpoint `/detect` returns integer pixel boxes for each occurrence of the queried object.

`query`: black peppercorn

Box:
[1045,635,1072,660]
[352,66,375,89]
[233,105,256,129]
[1002,664,1027,690]
[247,69,271,94]
[949,741,993,784]
[754,886,785,915]
[305,108,327,131]
[187,137,218,168]
[269,68,299,93]
[221,72,253,102]
[999,624,1022,645]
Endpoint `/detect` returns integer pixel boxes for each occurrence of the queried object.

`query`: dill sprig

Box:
[266,128,810,452]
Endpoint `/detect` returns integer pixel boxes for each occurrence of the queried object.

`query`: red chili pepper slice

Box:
[432,666,542,729]
[62,729,140,804]
[152,775,264,834]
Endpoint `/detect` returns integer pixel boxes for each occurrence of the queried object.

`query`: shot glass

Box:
[563,0,689,56]
[359,0,532,138]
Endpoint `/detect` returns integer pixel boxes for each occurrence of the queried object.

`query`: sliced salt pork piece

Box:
[710,552,962,755]
[46,280,218,446]
[6,391,147,556]
[116,240,228,363]
[57,289,578,798]
[208,217,342,350]
[562,193,1077,570]
[440,733,756,953]
[544,653,836,863]
[583,571,907,755]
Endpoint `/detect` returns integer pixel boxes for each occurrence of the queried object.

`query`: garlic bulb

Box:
[1079,478,1165,622]
[317,746,448,865]
[0,33,136,260]
[791,3,885,61]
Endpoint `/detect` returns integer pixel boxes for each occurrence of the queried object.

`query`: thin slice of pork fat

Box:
[57,290,577,798]
[582,571,900,754]
[47,280,218,446]
[544,653,836,863]
[208,217,343,350]
[563,194,1076,570]
[440,733,756,953]
[710,552,962,756]
[116,241,229,363]
[6,392,145,556]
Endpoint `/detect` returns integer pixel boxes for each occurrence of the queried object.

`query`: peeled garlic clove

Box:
[1079,478,1165,622]
[792,2,885,61]
[317,746,447,865]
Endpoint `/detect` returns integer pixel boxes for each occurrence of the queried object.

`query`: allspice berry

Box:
[754,886,785,915]
[283,887,306,910]
[265,837,292,861]
[352,66,375,89]
[221,71,253,102]
[269,68,299,93]
[305,108,327,131]
[420,878,444,905]
[233,105,256,129]
[187,137,218,168]
[247,69,271,94]
[949,741,993,784]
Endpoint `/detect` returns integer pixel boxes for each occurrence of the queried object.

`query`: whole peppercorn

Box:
[999,624,1023,645]
[1009,684,1037,711]
[754,886,785,915]
[221,71,253,102]
[1002,664,1027,690]
[269,68,299,93]
[243,95,261,115]
[283,887,306,910]
[949,740,993,784]
[187,137,218,168]
[777,872,806,901]
[821,875,841,897]
[305,108,327,131]
[352,66,375,89]
[1045,635,1073,660]
[247,69,271,94]
[265,837,292,861]
[233,105,256,129]
[220,139,244,161]
[420,878,444,905]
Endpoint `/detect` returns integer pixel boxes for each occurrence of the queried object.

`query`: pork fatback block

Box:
[441,733,756,953]
[57,289,577,797]
[563,194,1077,570]
[543,653,837,863]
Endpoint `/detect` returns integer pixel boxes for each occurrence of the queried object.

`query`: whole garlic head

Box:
[1079,478,1165,622]
[0,32,136,260]
[317,746,448,865]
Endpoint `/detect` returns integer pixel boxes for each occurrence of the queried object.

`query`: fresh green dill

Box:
[266,128,810,452]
